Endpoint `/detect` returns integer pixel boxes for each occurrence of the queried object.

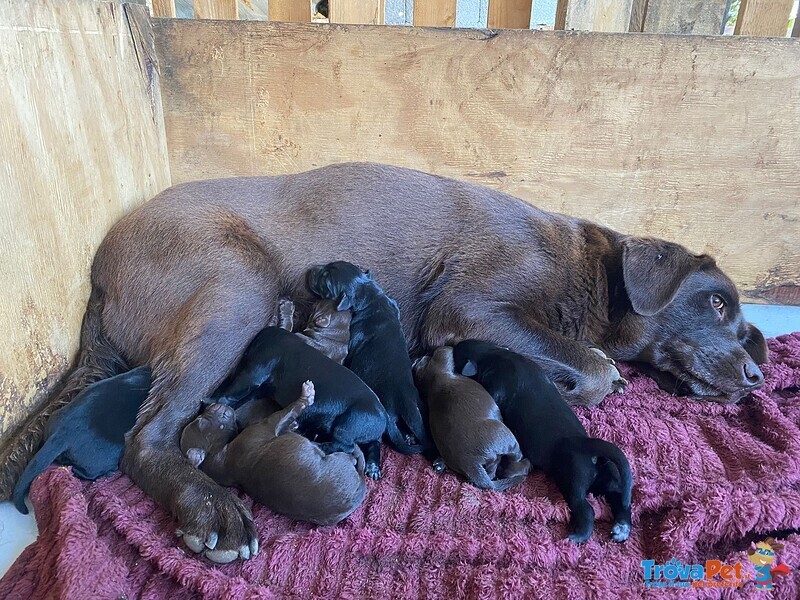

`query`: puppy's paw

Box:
[403,433,418,446]
[610,521,631,543]
[364,462,382,480]
[567,531,591,544]
[432,458,447,474]
[300,380,315,405]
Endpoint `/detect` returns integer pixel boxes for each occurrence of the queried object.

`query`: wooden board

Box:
[0,0,170,444]
[735,0,793,36]
[194,0,238,19]
[556,0,634,31]
[628,0,647,31]
[414,0,457,27]
[152,0,176,17]
[269,0,312,22]
[643,0,727,34]
[154,20,800,304]
[487,0,532,29]
[329,0,384,24]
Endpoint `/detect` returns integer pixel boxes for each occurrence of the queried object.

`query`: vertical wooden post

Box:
[628,0,647,31]
[555,0,634,31]
[329,0,385,24]
[487,0,532,28]
[414,0,457,26]
[269,0,312,22]
[734,0,793,36]
[642,0,728,34]
[194,0,238,20]
[152,0,176,18]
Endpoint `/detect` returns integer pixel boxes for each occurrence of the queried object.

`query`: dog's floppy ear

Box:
[621,237,712,316]
[336,293,353,311]
[186,448,206,468]
[461,360,478,377]
[742,323,769,365]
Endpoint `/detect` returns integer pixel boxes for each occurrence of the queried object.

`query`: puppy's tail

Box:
[576,438,633,507]
[490,455,531,492]
[12,431,68,514]
[385,418,424,455]
[0,285,127,502]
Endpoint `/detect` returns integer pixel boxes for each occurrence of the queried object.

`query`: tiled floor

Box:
[0,304,797,577]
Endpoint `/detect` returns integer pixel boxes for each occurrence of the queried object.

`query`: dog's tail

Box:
[0,285,127,501]
[11,430,70,514]
[575,438,633,507]
[385,417,424,455]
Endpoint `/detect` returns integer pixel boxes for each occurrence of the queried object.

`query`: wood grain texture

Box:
[487,0,532,28]
[153,20,800,303]
[643,0,727,34]
[329,0,384,24]
[0,0,170,442]
[628,0,647,31]
[269,0,312,22]
[414,0,457,27]
[152,0,176,17]
[734,0,793,36]
[194,0,238,19]
[556,0,634,31]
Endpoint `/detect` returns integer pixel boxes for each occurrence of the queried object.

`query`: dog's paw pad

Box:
[611,522,631,543]
[364,463,381,480]
[612,376,629,394]
[183,534,205,553]
[205,549,240,564]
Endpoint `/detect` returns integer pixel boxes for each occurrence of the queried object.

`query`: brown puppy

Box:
[414,347,530,491]
[8,162,768,560]
[278,299,351,365]
[180,382,366,561]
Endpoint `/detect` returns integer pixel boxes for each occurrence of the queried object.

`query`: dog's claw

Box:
[205,549,240,564]
[612,377,629,394]
[239,544,251,560]
[183,534,205,553]
[250,538,259,558]
[611,522,631,543]
[205,531,218,550]
[364,462,381,480]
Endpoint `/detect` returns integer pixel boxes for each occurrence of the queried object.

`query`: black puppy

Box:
[212,326,388,479]
[13,366,151,514]
[453,340,633,543]
[307,261,430,456]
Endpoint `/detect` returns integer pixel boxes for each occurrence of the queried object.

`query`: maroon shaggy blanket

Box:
[2,334,800,599]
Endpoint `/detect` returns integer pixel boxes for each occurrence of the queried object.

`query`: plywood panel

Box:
[194,0,238,19]
[154,20,800,304]
[269,0,312,22]
[0,0,170,443]
[734,0,793,36]
[153,0,177,17]
[414,0,457,26]
[487,0,532,28]
[329,0,384,23]
[643,0,727,34]
[556,0,634,31]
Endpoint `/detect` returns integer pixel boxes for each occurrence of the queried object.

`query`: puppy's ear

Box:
[461,360,478,377]
[622,237,713,316]
[186,448,206,468]
[336,294,353,311]
[742,323,769,365]
[364,269,372,278]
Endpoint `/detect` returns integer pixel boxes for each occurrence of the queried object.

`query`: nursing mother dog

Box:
[5,162,768,562]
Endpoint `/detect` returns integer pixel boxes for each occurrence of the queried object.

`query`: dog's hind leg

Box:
[552,456,596,543]
[591,460,632,542]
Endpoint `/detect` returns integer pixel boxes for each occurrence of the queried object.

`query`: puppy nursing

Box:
[414,347,530,491]
[182,382,366,527]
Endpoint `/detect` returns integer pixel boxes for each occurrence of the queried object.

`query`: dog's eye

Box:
[710,294,725,312]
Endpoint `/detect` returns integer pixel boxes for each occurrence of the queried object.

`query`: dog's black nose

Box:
[741,361,764,388]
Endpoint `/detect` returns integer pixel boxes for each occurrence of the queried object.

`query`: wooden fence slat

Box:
[643,0,727,34]
[414,0,457,26]
[487,0,532,28]
[555,0,634,31]
[329,0,384,24]
[194,0,238,19]
[269,0,311,22]
[794,4,800,36]
[152,0,176,17]
[628,0,647,31]
[734,0,793,36]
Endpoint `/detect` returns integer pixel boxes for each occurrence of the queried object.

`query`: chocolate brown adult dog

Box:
[3,163,768,561]
[414,347,530,491]
[180,382,366,562]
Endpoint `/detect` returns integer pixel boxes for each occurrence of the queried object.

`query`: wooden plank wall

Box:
[153,20,800,304]
[269,0,312,22]
[194,0,238,19]
[0,0,170,445]
[735,0,794,36]
[329,0,384,24]
[488,0,533,28]
[414,0,457,27]
[556,0,635,31]
[642,0,728,34]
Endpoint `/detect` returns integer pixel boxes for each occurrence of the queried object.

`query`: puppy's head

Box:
[180,403,237,467]
[619,237,767,404]
[306,261,372,310]
[412,346,456,387]
[307,299,352,331]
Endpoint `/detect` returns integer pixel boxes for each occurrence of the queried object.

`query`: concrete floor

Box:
[0,303,797,577]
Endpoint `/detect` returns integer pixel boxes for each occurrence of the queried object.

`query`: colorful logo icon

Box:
[747,538,791,591]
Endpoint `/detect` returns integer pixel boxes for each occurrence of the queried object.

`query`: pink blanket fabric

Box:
[3,334,800,600]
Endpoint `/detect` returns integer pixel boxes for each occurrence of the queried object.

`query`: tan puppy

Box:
[413,347,530,491]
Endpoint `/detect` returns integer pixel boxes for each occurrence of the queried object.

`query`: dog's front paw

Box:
[589,347,628,395]
[364,462,381,480]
